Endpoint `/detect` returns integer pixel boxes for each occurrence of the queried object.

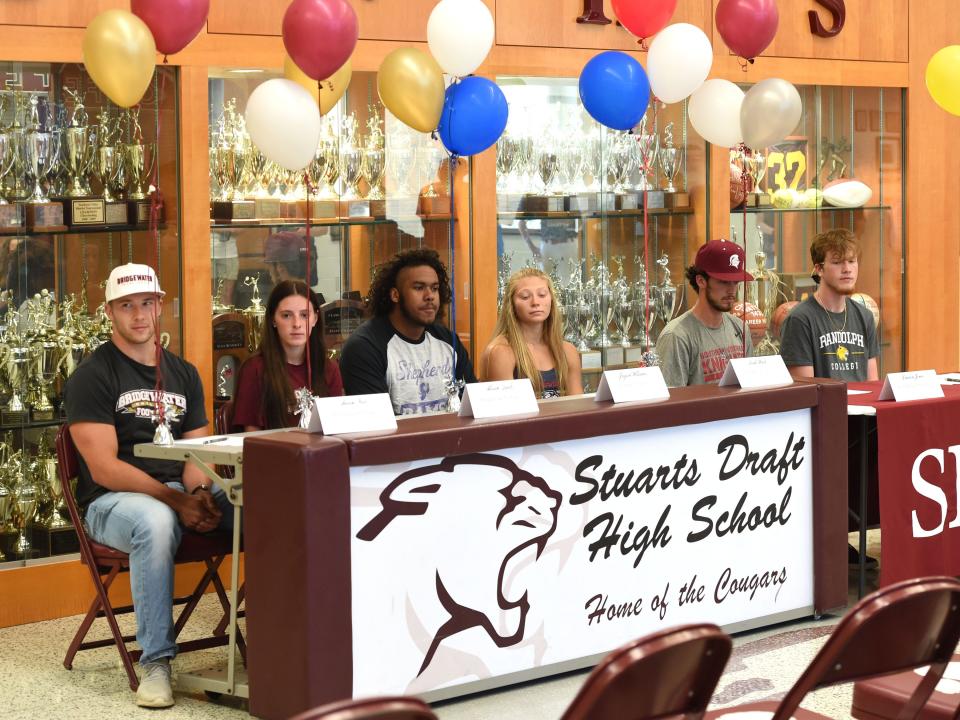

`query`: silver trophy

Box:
[62,89,92,198]
[658,123,684,193]
[634,116,659,192]
[653,254,682,333]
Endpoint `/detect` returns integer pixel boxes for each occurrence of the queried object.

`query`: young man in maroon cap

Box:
[655,239,754,387]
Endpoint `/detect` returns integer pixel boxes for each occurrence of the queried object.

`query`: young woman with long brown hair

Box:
[232,280,343,430]
[480,268,583,397]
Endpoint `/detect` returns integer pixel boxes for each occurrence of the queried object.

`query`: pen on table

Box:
[201,436,228,445]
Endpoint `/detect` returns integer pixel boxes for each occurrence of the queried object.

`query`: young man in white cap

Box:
[64,263,229,709]
[656,239,754,387]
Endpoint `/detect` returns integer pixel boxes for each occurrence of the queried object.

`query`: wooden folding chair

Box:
[287,697,438,720]
[562,623,732,720]
[706,576,960,720]
[56,424,245,691]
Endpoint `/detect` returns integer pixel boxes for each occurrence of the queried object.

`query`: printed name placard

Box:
[459,379,539,419]
[719,355,793,389]
[594,367,670,404]
[878,369,944,402]
[307,393,398,435]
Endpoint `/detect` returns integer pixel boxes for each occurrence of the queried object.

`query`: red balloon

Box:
[282,0,358,81]
[611,0,677,41]
[131,0,209,56]
[715,0,779,61]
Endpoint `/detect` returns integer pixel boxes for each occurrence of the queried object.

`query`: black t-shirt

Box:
[340,315,477,415]
[64,341,208,509]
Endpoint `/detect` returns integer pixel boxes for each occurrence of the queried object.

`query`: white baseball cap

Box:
[105,263,166,302]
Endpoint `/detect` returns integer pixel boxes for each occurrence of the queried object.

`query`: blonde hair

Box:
[493,268,569,397]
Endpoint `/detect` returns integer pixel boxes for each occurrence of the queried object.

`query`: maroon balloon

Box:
[131,0,210,56]
[715,0,779,62]
[282,0,359,81]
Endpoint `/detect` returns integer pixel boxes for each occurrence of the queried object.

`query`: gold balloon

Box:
[83,9,156,109]
[377,48,445,133]
[926,45,960,116]
[284,54,352,116]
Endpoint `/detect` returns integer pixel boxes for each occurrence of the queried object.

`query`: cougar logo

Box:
[357,453,562,676]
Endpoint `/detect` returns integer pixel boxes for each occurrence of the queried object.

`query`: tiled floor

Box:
[0,531,881,720]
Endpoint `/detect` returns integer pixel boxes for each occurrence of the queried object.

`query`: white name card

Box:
[878,369,944,402]
[307,393,398,435]
[594,367,670,404]
[719,355,794,389]
[459,379,539,419]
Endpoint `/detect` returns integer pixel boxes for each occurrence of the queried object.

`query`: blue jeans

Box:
[85,482,234,665]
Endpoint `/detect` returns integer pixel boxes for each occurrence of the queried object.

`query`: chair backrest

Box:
[55,424,101,567]
[561,623,732,720]
[772,576,960,720]
[287,696,438,720]
[215,399,235,435]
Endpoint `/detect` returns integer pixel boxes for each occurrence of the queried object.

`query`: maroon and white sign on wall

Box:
[350,409,814,697]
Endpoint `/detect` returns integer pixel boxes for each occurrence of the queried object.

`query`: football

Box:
[822,179,872,208]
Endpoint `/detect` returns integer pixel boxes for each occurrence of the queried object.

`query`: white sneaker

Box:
[136,657,174,708]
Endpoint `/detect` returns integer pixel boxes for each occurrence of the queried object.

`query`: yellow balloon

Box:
[377,48,445,133]
[83,9,156,108]
[926,45,960,116]
[284,54,352,116]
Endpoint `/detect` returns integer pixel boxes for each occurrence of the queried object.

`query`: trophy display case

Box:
[208,69,470,405]
[495,76,704,391]
[0,63,183,567]
[729,85,904,373]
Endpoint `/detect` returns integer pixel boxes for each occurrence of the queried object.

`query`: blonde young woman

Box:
[481,268,583,397]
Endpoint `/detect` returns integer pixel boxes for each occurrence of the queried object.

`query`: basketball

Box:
[731,301,766,344]
[772,300,799,339]
[851,292,880,328]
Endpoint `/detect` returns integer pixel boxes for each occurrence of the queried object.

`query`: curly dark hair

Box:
[685,265,709,293]
[367,248,452,318]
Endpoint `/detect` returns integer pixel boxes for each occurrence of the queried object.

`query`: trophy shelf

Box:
[498,207,695,220]
[738,205,891,214]
[210,216,453,230]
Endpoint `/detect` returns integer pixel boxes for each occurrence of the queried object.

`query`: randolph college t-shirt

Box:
[339,315,477,415]
[779,295,879,381]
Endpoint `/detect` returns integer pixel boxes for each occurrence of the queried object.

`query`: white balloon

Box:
[688,79,744,148]
[739,78,803,150]
[427,0,494,77]
[647,23,713,104]
[244,79,321,172]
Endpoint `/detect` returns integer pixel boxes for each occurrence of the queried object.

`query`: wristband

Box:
[191,483,210,495]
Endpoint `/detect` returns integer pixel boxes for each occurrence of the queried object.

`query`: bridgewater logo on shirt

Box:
[116,389,187,422]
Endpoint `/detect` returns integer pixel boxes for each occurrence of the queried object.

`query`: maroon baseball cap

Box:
[694,239,753,282]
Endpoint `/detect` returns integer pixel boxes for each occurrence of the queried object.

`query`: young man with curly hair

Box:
[340,248,477,415]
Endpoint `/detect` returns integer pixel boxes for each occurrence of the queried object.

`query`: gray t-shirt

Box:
[779,296,879,381]
[656,309,753,387]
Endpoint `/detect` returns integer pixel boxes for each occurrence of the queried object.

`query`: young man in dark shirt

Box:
[340,248,477,415]
[64,264,230,709]
[779,229,880,569]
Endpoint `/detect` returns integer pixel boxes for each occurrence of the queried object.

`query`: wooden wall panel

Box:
[0,0,123,27]
[713,0,908,63]
[496,0,709,50]
[906,0,960,371]
[208,0,452,42]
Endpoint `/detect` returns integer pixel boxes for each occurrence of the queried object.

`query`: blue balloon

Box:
[579,51,651,131]
[437,76,509,157]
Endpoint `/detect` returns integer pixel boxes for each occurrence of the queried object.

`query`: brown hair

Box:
[490,268,570,397]
[810,229,861,282]
[258,280,328,429]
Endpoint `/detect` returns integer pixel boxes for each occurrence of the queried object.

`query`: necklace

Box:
[814,292,847,333]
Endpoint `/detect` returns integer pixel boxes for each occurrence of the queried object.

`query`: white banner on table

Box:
[349,409,814,696]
